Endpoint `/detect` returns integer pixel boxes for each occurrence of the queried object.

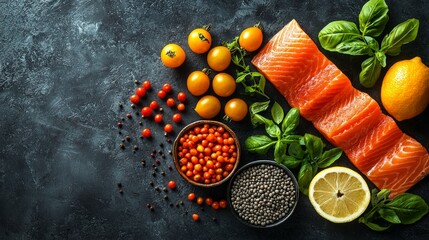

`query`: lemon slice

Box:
[308,166,370,223]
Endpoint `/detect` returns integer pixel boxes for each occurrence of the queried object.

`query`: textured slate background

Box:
[1,0,428,239]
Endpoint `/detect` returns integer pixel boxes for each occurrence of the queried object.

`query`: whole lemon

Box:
[381,57,429,121]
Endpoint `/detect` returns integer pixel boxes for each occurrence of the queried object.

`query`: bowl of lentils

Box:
[173,120,240,187]
[227,160,299,227]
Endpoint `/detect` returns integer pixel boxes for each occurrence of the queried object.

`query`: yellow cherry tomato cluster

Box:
[160,24,264,121]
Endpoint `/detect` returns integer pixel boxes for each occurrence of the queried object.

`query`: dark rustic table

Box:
[1,0,428,239]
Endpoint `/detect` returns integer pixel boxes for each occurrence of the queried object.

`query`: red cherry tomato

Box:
[158,90,167,99]
[211,201,220,210]
[143,80,151,90]
[177,92,187,102]
[149,100,159,110]
[177,103,185,112]
[188,193,196,201]
[172,113,182,123]
[219,199,228,209]
[142,128,151,138]
[135,87,146,97]
[166,98,175,107]
[154,114,163,123]
[192,213,199,221]
[162,83,172,93]
[141,107,153,117]
[167,180,176,189]
[164,124,173,133]
[129,94,140,104]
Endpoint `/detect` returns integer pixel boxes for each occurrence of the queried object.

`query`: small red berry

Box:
[129,94,140,104]
[142,128,151,138]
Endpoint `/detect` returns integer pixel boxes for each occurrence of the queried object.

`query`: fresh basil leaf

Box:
[245,135,276,154]
[235,73,247,83]
[318,148,342,168]
[304,134,324,161]
[250,113,271,127]
[282,135,303,144]
[282,155,302,169]
[298,162,316,195]
[288,142,304,159]
[362,221,391,231]
[379,208,401,224]
[375,51,387,67]
[380,18,419,56]
[271,101,284,125]
[249,100,270,115]
[364,36,379,51]
[359,0,389,37]
[384,193,429,224]
[335,39,372,55]
[274,140,287,163]
[318,21,362,51]
[282,107,300,135]
[258,76,266,93]
[359,56,382,88]
[266,123,281,139]
[245,86,256,94]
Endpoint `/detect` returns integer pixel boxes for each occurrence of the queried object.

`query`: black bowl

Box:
[227,160,299,228]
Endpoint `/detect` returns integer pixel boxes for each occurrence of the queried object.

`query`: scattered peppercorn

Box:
[117,122,123,128]
[146,203,151,208]
[152,171,156,177]
[126,113,132,118]
[125,135,131,141]
[131,104,135,108]
[119,143,125,149]
[117,183,122,188]
[149,181,154,187]
[163,187,168,192]
[119,189,124,194]
[156,159,160,165]
[168,165,173,171]
[139,121,143,126]
[133,145,138,150]
[164,195,168,200]
[134,80,139,84]
[161,171,165,176]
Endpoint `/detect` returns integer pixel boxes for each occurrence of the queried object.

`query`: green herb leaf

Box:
[245,135,276,155]
[379,208,401,224]
[384,193,429,224]
[359,0,389,37]
[362,221,392,231]
[318,20,362,51]
[317,148,342,168]
[282,134,303,144]
[365,36,379,51]
[266,123,281,139]
[380,18,419,56]
[335,39,372,55]
[298,162,316,195]
[303,134,324,161]
[375,51,387,67]
[250,113,271,127]
[288,142,304,159]
[282,108,300,135]
[282,155,302,169]
[271,101,284,125]
[249,101,270,115]
[359,56,382,88]
[274,140,287,164]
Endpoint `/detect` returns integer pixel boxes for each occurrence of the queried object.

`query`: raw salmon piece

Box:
[343,115,403,175]
[251,19,329,107]
[298,70,353,121]
[312,89,380,145]
[366,134,429,197]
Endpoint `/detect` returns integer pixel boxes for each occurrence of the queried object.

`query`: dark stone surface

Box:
[1,0,428,239]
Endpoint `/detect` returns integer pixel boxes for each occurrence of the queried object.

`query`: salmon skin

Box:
[252,19,429,197]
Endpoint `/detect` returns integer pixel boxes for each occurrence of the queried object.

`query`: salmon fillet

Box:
[252,19,429,196]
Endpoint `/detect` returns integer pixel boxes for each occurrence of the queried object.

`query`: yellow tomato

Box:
[188,27,212,54]
[212,73,236,97]
[160,43,186,68]
[207,46,231,72]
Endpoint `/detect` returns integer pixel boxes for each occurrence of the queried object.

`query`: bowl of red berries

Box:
[172,120,241,187]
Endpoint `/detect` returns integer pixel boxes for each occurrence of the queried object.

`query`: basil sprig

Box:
[359,189,429,231]
[245,103,342,195]
[318,0,419,88]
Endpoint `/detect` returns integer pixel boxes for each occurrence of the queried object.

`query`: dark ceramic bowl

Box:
[172,120,241,187]
[227,160,299,228]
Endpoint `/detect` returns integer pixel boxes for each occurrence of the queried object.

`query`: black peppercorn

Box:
[119,143,125,149]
